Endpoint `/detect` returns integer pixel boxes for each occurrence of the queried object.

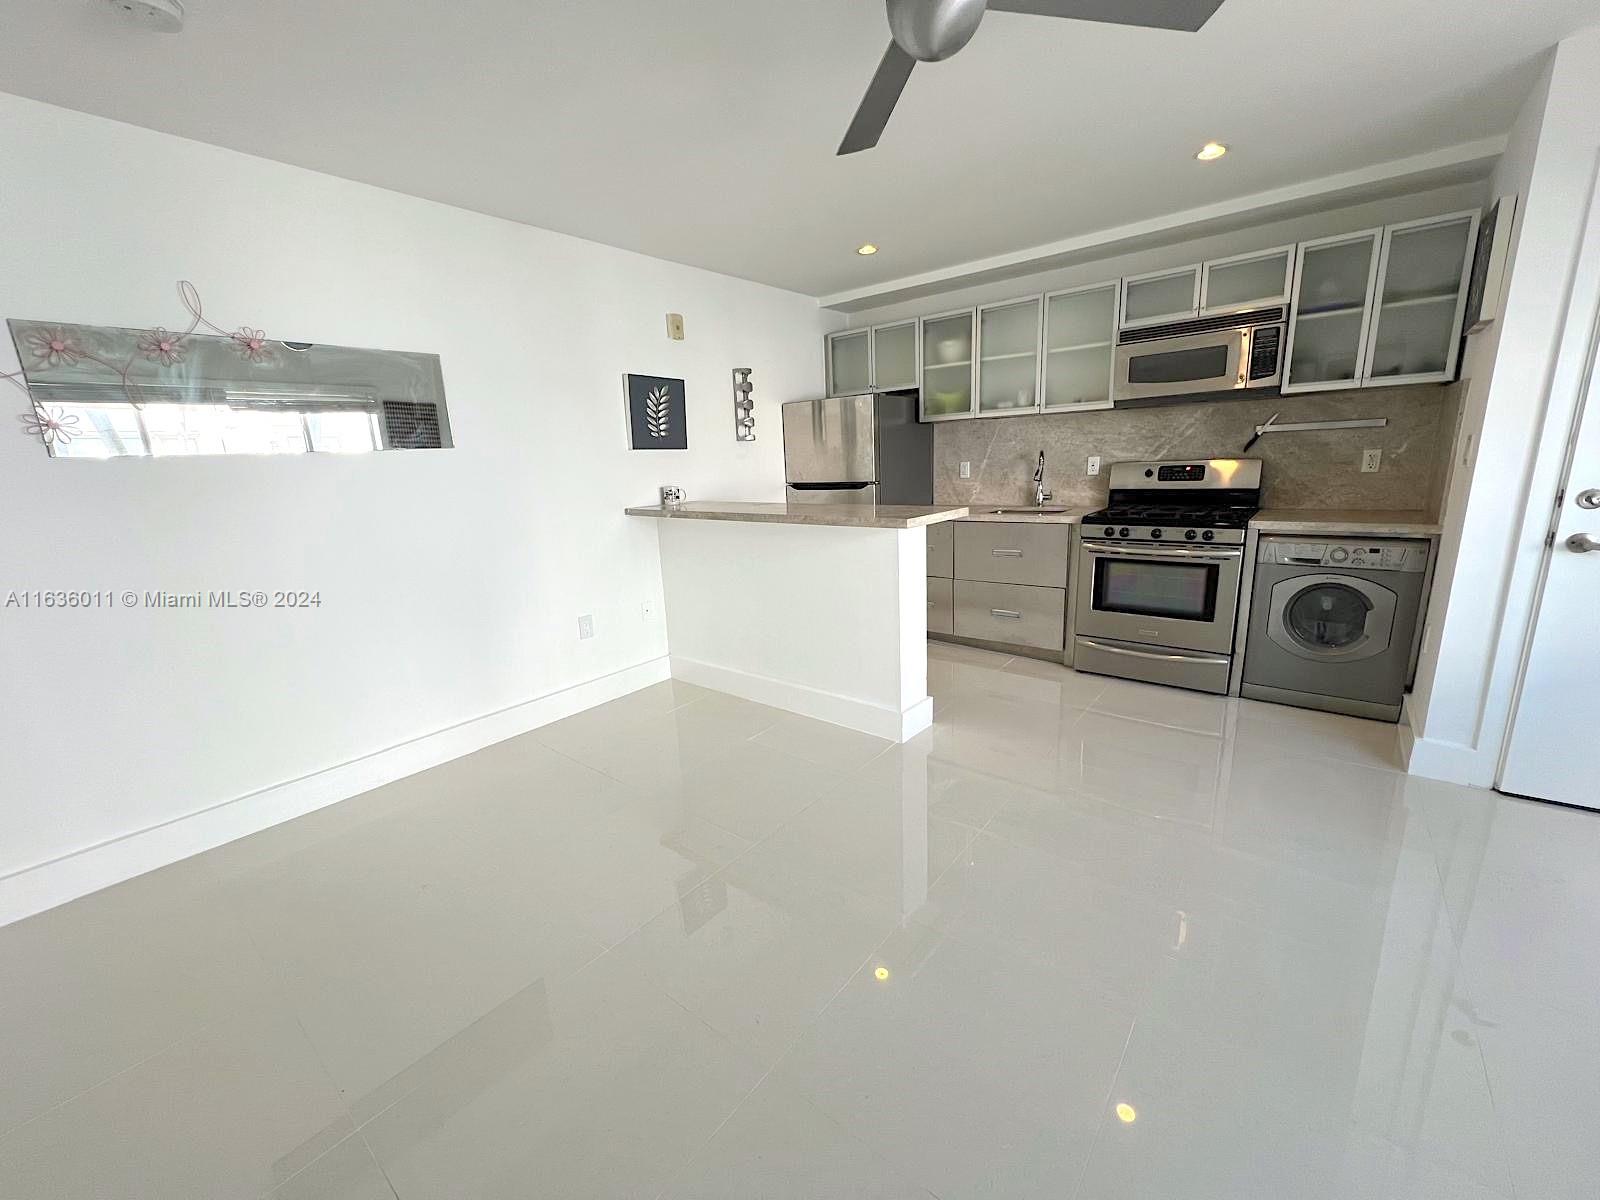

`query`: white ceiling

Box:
[0,0,1593,299]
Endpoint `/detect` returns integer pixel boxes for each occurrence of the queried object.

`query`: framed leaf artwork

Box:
[624,374,687,450]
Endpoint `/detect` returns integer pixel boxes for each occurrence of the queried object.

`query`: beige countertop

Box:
[956,506,1094,525]
[1251,509,1443,537]
[625,501,970,529]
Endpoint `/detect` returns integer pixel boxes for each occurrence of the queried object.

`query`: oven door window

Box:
[1093,558,1219,622]
[1126,344,1231,385]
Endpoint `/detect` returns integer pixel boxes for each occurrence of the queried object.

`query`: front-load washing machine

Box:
[1242,536,1431,722]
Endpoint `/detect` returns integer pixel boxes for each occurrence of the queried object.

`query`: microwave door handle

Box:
[1233,327,1249,389]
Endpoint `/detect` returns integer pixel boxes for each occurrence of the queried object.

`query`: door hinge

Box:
[1546,530,1556,548]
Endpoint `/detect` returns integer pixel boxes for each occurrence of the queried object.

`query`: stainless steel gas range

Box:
[1072,458,1263,695]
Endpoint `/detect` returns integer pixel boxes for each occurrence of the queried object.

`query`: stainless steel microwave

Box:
[1112,308,1285,403]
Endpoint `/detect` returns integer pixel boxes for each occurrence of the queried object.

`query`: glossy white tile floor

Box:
[4,642,1598,1199]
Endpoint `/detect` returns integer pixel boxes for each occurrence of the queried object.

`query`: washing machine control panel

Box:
[1261,538,1431,573]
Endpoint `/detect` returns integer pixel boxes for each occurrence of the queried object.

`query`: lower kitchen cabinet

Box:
[927,576,954,635]
[927,522,954,578]
[954,522,1070,588]
[954,580,1065,651]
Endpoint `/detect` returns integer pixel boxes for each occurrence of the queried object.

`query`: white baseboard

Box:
[1402,735,1495,786]
[670,656,931,743]
[0,656,671,928]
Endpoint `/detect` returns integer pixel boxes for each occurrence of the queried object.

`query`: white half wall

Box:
[653,519,932,742]
[1405,27,1600,786]
[0,93,836,922]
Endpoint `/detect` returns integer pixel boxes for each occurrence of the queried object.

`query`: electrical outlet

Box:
[959,461,971,479]
[1087,455,1102,477]
[665,313,685,341]
[577,614,595,640]
[1361,448,1382,473]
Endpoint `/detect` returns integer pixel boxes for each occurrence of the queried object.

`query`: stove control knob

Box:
[1185,529,1197,541]
[1202,530,1215,542]
[1119,527,1130,538]
[1103,526,1116,537]
[1150,528,1163,539]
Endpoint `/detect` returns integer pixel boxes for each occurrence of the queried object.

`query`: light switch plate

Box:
[1362,449,1382,473]
[1087,455,1102,477]
[577,614,595,640]
[666,313,685,341]
[959,461,971,479]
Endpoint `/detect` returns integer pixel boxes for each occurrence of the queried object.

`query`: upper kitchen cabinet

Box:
[920,308,977,421]
[1200,245,1294,316]
[871,320,919,391]
[977,296,1043,416]
[1042,282,1117,411]
[1283,228,1383,393]
[1120,264,1201,328]
[825,321,920,395]
[1364,210,1480,386]
[825,329,872,396]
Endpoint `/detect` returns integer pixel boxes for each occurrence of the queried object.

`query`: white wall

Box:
[655,520,931,740]
[1406,27,1600,785]
[0,94,835,919]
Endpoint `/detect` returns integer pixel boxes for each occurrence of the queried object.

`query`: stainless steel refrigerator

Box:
[781,392,933,505]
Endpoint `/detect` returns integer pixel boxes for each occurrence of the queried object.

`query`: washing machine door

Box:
[1267,574,1398,663]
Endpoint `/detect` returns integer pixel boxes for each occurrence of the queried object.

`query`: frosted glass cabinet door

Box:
[1042,283,1117,410]
[1365,211,1479,385]
[920,310,976,420]
[977,297,1042,415]
[826,329,871,396]
[871,321,918,391]
[1201,246,1293,315]
[1120,265,1200,327]
[1283,230,1381,393]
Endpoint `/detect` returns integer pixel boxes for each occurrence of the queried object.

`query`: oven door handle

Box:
[1077,638,1232,666]
[1080,540,1242,562]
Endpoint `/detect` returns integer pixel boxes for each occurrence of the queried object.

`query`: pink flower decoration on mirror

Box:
[19,404,80,446]
[231,327,270,364]
[136,327,186,367]
[25,328,83,369]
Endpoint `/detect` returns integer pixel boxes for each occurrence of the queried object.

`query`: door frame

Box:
[1496,161,1600,791]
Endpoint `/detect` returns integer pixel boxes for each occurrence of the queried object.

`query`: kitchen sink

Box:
[985,507,1073,515]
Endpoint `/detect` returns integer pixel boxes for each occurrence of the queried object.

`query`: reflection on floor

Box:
[3,641,1597,1199]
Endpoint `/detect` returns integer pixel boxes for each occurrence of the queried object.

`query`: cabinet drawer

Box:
[954,522,1070,587]
[926,523,954,578]
[927,576,954,635]
[954,581,1065,651]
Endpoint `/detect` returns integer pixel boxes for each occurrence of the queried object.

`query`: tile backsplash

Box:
[935,385,1457,513]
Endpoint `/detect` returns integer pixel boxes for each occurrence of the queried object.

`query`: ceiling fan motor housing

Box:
[887,0,987,61]
[104,0,185,32]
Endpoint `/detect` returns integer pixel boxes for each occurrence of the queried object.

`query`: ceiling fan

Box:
[838,0,1226,155]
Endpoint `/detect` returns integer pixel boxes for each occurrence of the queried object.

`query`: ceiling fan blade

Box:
[985,0,1225,32]
[837,41,918,156]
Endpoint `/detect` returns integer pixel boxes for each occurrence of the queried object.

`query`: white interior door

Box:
[1499,309,1600,807]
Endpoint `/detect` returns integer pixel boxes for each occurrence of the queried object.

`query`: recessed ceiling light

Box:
[1195,142,1228,162]
[1115,1103,1138,1124]
[856,243,879,256]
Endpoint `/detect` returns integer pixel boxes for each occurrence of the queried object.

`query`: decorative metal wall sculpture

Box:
[732,367,755,442]
[5,282,451,457]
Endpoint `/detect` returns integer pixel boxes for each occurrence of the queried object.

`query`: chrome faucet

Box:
[1032,451,1051,508]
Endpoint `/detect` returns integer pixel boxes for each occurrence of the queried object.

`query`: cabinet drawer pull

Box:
[990,608,1022,619]
[991,548,1024,558]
